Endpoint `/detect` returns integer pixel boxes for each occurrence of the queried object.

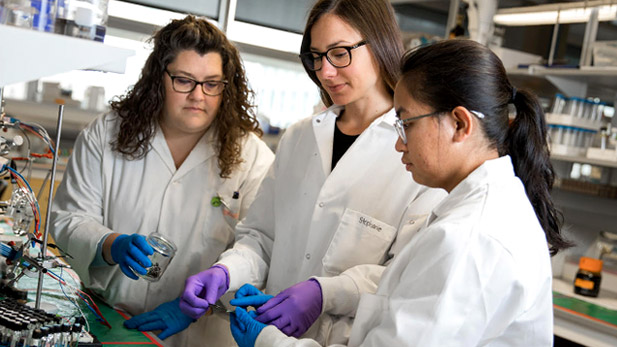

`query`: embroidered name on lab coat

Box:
[359,216,382,232]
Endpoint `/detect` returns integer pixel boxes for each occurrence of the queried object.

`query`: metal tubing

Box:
[580,7,599,67]
[445,0,461,39]
[35,104,63,309]
[548,20,560,66]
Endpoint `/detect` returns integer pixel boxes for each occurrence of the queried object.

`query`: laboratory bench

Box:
[1,265,163,347]
[553,276,617,347]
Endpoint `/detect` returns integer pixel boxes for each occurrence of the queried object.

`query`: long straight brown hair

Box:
[301,0,404,107]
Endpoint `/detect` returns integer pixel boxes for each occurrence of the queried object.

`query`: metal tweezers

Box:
[210,301,234,314]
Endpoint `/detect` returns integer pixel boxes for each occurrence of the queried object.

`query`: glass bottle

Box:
[574,256,603,297]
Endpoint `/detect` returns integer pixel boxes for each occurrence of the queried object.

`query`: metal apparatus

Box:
[0,85,64,309]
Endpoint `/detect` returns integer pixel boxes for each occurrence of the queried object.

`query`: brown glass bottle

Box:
[574,256,603,297]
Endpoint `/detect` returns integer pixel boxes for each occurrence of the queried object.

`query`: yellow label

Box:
[575,278,595,290]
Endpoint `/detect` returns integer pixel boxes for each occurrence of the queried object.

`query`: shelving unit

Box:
[552,153,617,169]
[546,112,603,131]
[0,24,135,309]
[507,66,617,103]
[3,98,102,137]
[0,24,135,87]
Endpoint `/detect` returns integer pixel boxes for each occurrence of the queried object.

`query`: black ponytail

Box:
[506,90,572,255]
[400,39,573,255]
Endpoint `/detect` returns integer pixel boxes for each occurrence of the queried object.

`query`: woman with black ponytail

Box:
[380,38,572,346]
[226,39,571,347]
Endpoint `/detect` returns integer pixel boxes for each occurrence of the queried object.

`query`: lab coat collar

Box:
[430,156,515,221]
[312,105,397,176]
[151,125,217,178]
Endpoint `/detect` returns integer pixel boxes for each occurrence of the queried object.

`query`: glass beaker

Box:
[135,233,177,282]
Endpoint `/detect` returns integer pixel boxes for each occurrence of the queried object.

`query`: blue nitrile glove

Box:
[110,234,154,280]
[255,279,322,337]
[230,283,274,309]
[179,265,229,319]
[230,307,267,347]
[123,298,194,340]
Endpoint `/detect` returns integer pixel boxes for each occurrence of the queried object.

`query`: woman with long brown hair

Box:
[230,39,570,347]
[181,0,445,345]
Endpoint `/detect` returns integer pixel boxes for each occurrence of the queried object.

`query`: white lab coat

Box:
[256,156,553,347]
[50,112,274,347]
[218,106,446,345]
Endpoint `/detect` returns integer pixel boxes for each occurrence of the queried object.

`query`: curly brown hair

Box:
[110,15,262,178]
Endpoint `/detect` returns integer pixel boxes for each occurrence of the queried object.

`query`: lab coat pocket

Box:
[221,197,241,229]
[322,208,396,275]
[348,293,388,347]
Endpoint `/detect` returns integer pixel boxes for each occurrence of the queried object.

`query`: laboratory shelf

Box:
[508,66,617,86]
[3,98,100,136]
[546,113,603,131]
[0,24,135,86]
[551,153,617,169]
[507,66,617,102]
[553,278,617,347]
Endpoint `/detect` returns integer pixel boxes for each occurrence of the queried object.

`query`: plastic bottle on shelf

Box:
[553,125,564,145]
[562,126,574,147]
[575,98,586,118]
[585,129,596,149]
[563,96,576,116]
[550,93,567,114]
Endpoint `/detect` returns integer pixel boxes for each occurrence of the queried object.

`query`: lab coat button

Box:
[316,119,321,123]
[318,202,324,207]
[305,253,311,260]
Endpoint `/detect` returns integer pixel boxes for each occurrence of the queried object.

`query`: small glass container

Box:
[574,256,602,297]
[550,94,567,114]
[135,233,177,282]
[553,125,564,145]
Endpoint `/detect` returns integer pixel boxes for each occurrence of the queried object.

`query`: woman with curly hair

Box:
[50,15,274,346]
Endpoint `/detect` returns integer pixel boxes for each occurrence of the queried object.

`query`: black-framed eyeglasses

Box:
[394,110,485,144]
[299,41,367,71]
[165,69,228,96]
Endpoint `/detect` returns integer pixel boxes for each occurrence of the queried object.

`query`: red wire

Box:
[45,271,112,329]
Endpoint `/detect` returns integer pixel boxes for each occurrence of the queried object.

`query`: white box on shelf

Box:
[592,41,617,67]
[587,147,617,162]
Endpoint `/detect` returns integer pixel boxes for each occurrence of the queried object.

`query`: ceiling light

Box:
[494,1,617,26]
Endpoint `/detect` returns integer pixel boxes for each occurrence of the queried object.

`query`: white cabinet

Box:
[0,24,134,87]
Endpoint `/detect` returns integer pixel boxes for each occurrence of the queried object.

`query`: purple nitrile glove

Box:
[254,279,323,337]
[179,265,230,319]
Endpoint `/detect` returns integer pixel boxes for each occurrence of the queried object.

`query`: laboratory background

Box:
[0,0,617,346]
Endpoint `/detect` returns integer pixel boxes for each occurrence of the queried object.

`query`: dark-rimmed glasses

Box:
[165,69,228,96]
[395,110,485,144]
[299,41,367,71]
